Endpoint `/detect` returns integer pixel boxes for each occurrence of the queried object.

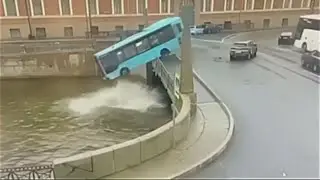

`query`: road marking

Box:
[197,101,217,106]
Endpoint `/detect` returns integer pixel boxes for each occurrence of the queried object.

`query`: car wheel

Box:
[302,43,307,52]
[120,67,130,76]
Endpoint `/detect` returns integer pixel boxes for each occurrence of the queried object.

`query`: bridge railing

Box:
[0,164,54,180]
[152,58,175,101]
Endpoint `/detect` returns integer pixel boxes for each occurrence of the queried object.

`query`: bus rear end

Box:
[294,15,320,52]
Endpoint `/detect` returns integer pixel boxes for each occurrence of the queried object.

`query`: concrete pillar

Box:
[179,6,197,115]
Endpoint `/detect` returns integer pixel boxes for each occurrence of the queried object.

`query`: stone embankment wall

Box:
[0,39,116,78]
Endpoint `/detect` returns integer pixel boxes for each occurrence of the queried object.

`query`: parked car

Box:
[301,50,320,74]
[190,25,205,35]
[278,32,294,45]
[203,24,222,34]
[229,40,258,61]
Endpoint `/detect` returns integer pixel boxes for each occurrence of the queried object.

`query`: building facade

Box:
[0,0,319,40]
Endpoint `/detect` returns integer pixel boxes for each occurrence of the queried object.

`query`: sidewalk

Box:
[102,80,233,179]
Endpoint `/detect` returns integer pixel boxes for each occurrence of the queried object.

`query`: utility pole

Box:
[180,5,197,116]
[88,0,93,38]
[84,0,89,38]
[310,0,315,14]
[238,0,243,24]
[25,0,33,39]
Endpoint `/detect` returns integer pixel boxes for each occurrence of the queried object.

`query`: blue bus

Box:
[94,17,183,80]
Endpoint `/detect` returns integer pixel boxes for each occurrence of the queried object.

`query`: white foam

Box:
[53,80,165,116]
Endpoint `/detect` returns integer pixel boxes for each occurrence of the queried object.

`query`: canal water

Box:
[0,75,171,167]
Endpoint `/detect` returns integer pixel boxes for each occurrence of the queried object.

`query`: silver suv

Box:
[229,40,258,61]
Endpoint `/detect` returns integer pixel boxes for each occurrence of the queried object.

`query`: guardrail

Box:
[0,165,54,180]
[152,58,175,101]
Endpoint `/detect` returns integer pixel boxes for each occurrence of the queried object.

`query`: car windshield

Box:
[234,43,247,47]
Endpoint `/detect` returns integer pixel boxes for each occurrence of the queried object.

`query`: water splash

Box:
[53,80,165,116]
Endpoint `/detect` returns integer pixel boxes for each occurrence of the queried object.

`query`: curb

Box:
[169,70,235,179]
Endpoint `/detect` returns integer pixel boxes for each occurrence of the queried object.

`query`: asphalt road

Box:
[188,30,319,178]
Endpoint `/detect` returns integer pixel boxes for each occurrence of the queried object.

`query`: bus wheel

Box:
[120,68,130,76]
[302,43,308,52]
[160,49,170,59]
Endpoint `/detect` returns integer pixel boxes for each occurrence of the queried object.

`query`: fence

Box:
[0,165,54,180]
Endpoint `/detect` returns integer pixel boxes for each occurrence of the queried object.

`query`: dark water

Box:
[0,76,171,167]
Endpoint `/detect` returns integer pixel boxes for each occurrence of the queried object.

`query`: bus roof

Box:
[95,16,181,57]
[300,14,320,20]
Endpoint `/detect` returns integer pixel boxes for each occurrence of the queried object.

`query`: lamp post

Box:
[25,0,33,39]
[88,0,93,38]
[310,0,315,14]
[84,0,89,38]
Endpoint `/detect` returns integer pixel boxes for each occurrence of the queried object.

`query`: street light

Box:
[25,0,33,39]
[310,0,315,14]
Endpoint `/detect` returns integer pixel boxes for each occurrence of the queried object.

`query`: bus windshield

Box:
[94,17,183,80]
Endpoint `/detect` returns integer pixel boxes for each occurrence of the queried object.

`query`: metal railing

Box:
[0,164,54,180]
[152,58,175,101]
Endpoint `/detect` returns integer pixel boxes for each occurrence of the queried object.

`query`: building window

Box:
[244,20,252,29]
[115,25,124,31]
[282,18,288,27]
[200,0,204,11]
[247,0,253,10]
[36,27,46,38]
[60,0,71,15]
[253,0,264,9]
[205,0,212,12]
[9,28,21,38]
[138,0,146,14]
[4,0,18,16]
[263,19,270,28]
[226,0,232,10]
[91,26,99,35]
[31,0,44,15]
[114,0,122,14]
[64,27,73,37]
[135,39,150,53]
[88,0,97,15]
[161,0,168,13]
[138,24,144,31]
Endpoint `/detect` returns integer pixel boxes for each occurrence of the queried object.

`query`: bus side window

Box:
[149,34,160,47]
[135,38,150,53]
[123,44,137,60]
[175,23,182,32]
[158,26,175,44]
[116,50,125,62]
